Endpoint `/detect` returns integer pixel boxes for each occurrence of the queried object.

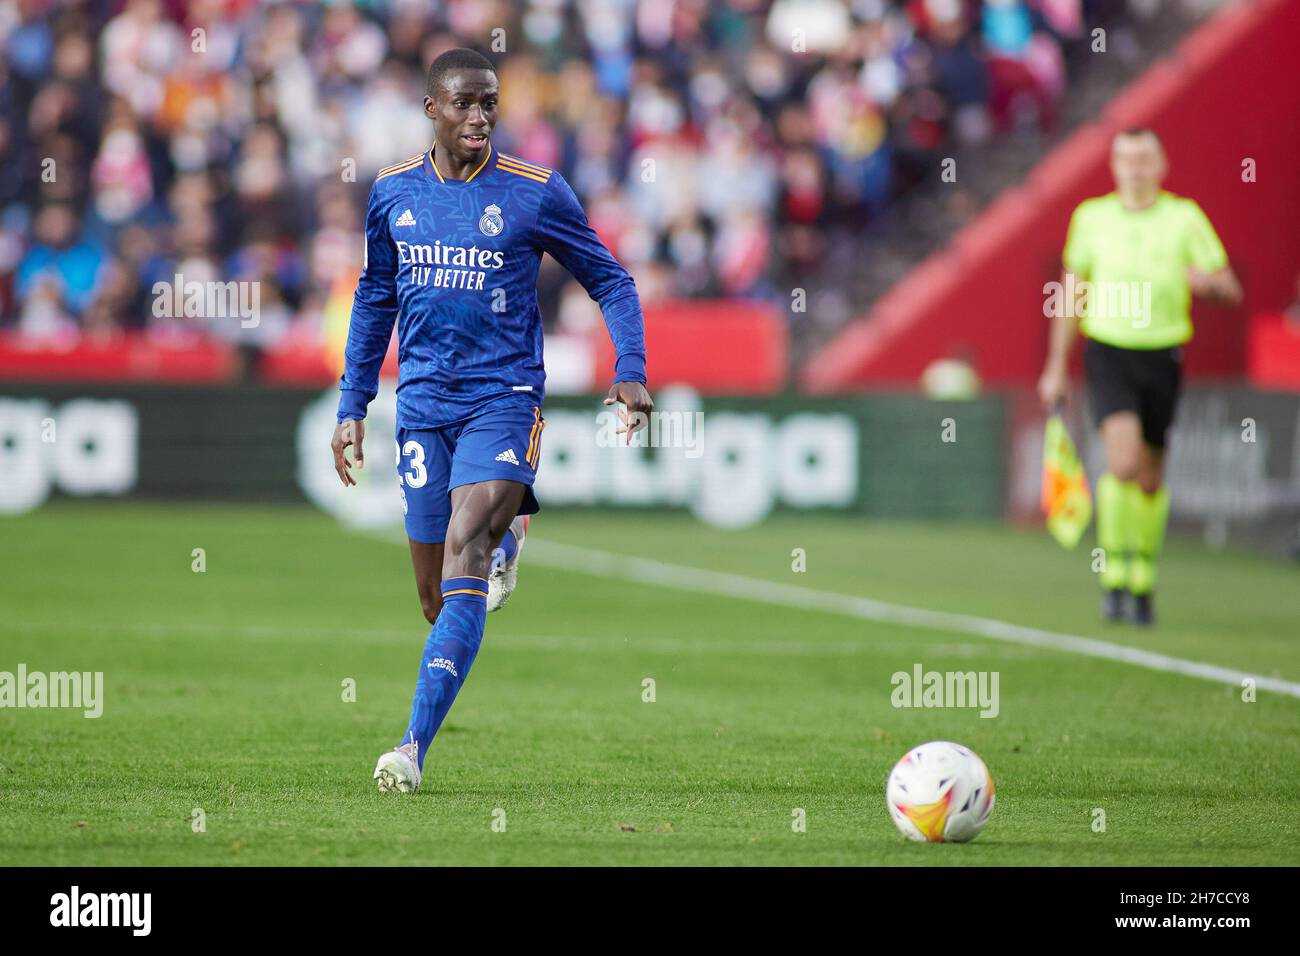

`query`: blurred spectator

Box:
[0,0,1118,357]
[17,204,106,330]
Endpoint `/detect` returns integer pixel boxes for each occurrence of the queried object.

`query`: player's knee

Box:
[1107,452,1141,483]
[444,522,494,572]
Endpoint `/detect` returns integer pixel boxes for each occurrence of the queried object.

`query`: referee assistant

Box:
[1038,128,1242,625]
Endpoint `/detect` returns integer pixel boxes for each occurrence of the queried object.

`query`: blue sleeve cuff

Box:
[337,389,371,423]
[612,353,647,384]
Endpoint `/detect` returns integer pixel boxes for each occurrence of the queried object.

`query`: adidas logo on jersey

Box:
[395,209,416,227]
[495,449,519,465]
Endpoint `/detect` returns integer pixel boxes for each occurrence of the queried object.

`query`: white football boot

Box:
[374,739,421,793]
[487,514,528,612]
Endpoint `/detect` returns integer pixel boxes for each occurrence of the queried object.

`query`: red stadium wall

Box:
[802,0,1300,391]
[1,300,786,394]
[594,299,787,394]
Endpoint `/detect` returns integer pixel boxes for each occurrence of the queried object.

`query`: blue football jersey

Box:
[337,144,648,428]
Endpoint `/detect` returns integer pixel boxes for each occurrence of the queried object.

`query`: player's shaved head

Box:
[427,48,496,98]
[423,48,499,176]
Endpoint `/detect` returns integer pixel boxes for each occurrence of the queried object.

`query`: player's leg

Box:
[397,424,456,626]
[1086,339,1144,620]
[1125,347,1181,624]
[411,515,526,622]
[444,479,528,577]
[1127,442,1169,622]
[409,539,446,625]
[399,478,525,773]
[1097,411,1144,617]
[488,513,529,612]
[487,406,542,612]
[375,426,455,793]
[395,399,543,778]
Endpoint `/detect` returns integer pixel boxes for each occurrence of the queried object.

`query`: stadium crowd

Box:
[0,0,1114,358]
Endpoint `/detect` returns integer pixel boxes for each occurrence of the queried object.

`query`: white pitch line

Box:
[7,620,1016,659]
[353,527,1300,698]
[520,539,1300,699]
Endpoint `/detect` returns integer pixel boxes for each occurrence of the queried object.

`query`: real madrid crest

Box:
[478,203,504,237]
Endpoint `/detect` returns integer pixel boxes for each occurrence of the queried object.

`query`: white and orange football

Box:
[886,741,995,843]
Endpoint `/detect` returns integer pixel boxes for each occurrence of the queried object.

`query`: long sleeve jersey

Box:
[337,144,647,428]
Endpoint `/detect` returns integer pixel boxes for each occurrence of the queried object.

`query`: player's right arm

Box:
[1038,203,1091,410]
[1038,270,1082,410]
[332,182,399,487]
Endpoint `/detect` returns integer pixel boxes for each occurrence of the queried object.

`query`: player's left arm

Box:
[1185,201,1243,306]
[537,173,652,441]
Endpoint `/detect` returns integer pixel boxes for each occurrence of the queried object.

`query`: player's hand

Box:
[331,419,365,487]
[1037,363,1069,412]
[604,381,653,445]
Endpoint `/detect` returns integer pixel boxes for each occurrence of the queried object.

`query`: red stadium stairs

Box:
[800,0,1300,391]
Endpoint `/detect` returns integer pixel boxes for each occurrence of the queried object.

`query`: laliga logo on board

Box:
[295,385,859,531]
[0,398,138,514]
[479,203,504,237]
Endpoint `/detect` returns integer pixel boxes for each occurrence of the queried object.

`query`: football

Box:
[886,741,996,843]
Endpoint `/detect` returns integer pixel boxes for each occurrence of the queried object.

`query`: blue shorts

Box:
[396,400,544,544]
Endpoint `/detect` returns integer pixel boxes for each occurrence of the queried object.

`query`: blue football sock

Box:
[492,527,518,572]
[402,576,488,768]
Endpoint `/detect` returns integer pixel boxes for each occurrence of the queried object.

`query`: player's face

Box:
[424,70,499,161]
[1110,134,1166,196]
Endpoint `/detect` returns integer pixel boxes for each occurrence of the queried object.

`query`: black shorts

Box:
[1083,338,1183,448]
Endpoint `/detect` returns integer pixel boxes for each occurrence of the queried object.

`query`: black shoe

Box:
[1130,592,1155,627]
[1101,589,1126,623]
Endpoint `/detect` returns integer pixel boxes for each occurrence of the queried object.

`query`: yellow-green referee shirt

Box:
[1062,191,1229,349]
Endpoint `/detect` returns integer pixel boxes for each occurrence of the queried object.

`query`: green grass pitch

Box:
[2,502,1298,865]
